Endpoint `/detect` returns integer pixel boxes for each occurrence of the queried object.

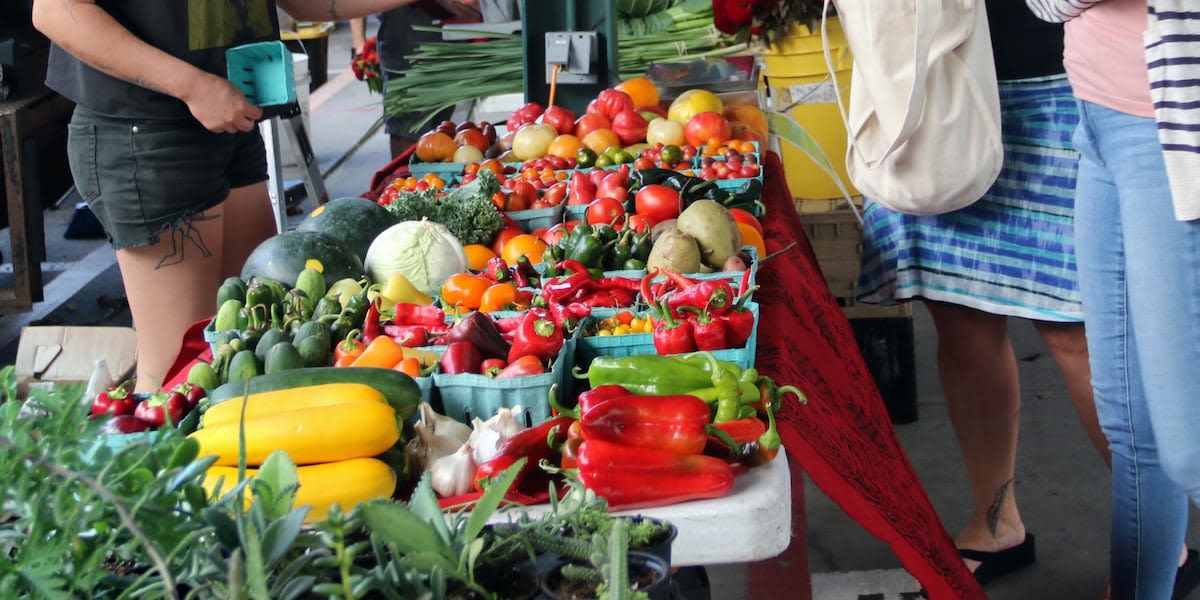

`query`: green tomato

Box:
[594,154,614,168]
[576,147,597,168]
[660,144,684,166]
[603,145,623,159]
[611,150,633,164]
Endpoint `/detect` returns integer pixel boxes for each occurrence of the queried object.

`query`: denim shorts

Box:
[66,106,268,249]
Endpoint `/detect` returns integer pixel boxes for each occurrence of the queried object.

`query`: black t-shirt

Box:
[986,0,1066,80]
[46,0,280,120]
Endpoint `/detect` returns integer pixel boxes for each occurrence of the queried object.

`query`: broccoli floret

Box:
[434,169,505,246]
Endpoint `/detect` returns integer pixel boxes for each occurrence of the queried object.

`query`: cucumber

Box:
[225,350,260,383]
[264,342,305,374]
[215,276,247,312]
[293,320,331,349]
[209,367,422,421]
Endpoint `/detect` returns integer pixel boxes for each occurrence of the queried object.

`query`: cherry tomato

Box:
[440,273,492,310]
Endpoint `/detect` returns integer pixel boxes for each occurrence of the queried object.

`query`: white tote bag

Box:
[824,0,1003,215]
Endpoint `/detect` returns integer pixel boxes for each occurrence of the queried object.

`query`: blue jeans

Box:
[1073,100,1200,598]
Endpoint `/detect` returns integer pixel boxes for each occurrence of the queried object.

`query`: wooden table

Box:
[0,83,74,313]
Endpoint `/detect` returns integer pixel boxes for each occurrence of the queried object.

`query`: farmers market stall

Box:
[159,151,980,599]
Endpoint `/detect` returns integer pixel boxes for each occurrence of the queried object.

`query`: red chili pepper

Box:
[494,354,546,379]
[481,358,507,378]
[439,341,483,375]
[332,330,365,365]
[385,324,429,348]
[576,439,736,510]
[578,393,712,455]
[507,308,564,363]
[390,302,448,327]
[640,268,659,305]
[483,256,512,283]
[577,287,636,308]
[720,285,759,348]
[493,315,524,335]
[737,267,752,298]
[474,415,573,494]
[549,384,629,419]
[558,420,585,469]
[668,278,734,315]
[90,380,136,417]
[651,298,695,355]
[709,417,768,445]
[362,298,383,345]
[678,305,728,351]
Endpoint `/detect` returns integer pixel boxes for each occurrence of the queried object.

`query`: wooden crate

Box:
[796,199,914,320]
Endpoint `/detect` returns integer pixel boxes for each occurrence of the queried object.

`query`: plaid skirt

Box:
[856,74,1083,322]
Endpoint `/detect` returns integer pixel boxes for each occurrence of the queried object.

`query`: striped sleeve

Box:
[1024,0,1106,23]
[1146,0,1200,220]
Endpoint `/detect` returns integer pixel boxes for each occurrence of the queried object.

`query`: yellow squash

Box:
[189,400,399,467]
[201,382,385,428]
[202,457,397,523]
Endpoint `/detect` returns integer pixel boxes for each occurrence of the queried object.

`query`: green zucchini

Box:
[209,366,422,421]
[264,342,304,374]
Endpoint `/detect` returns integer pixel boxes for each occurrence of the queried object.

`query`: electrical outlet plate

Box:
[544,31,598,84]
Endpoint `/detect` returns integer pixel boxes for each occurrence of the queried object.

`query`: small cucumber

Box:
[186,361,220,392]
[225,350,260,384]
[294,268,327,307]
[264,342,305,374]
[293,320,332,348]
[213,299,244,332]
[215,276,248,312]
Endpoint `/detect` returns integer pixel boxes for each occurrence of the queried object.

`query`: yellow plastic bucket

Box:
[761,17,858,201]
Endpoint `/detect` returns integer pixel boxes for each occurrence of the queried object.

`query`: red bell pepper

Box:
[90,380,135,417]
[439,341,483,375]
[720,285,759,348]
[390,302,448,327]
[576,439,736,510]
[481,358,507,378]
[578,393,713,455]
[678,305,728,351]
[651,298,695,355]
[474,415,574,494]
[133,391,189,428]
[483,256,512,283]
[494,354,546,379]
[507,308,564,363]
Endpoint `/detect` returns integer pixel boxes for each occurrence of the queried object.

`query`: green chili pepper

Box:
[574,354,742,396]
[697,351,742,423]
[569,231,607,269]
[311,296,341,321]
[244,281,275,308]
[688,380,759,405]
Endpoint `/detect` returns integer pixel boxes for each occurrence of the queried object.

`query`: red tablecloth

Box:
[168,152,983,599]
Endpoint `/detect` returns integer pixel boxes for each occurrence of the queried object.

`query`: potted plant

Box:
[534,518,671,600]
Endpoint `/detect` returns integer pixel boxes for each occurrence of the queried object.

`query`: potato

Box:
[646,228,703,274]
[675,200,742,269]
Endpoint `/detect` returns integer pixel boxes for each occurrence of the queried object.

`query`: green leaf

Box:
[260,508,306,569]
[463,457,525,544]
[254,450,298,520]
[766,110,856,202]
[360,502,455,565]
[167,452,216,493]
[407,472,453,546]
[203,507,242,551]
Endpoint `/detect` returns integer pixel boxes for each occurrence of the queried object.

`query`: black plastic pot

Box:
[539,551,670,600]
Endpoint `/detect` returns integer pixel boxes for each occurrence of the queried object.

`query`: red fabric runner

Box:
[755,152,982,599]
[166,152,983,598]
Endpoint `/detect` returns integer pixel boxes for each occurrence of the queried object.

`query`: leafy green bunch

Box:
[383,167,506,246]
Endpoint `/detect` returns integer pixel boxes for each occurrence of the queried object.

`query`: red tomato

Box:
[627,214,652,233]
[542,223,571,246]
[585,198,627,227]
[491,227,524,257]
[729,208,764,237]
[633,184,682,226]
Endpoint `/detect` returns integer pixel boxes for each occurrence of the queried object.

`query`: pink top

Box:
[1063,0,1154,118]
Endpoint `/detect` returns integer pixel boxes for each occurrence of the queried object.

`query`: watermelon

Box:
[296,197,399,262]
[241,230,365,289]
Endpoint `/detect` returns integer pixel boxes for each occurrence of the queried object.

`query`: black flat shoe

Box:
[1174,548,1200,600]
[960,532,1037,585]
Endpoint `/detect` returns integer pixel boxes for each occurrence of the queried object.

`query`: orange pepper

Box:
[440,272,492,311]
[349,335,405,369]
[394,356,422,377]
[479,282,519,312]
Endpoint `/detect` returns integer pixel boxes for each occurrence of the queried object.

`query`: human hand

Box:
[434,0,482,20]
[182,73,264,134]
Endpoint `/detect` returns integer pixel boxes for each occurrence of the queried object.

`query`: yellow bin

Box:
[762,18,858,201]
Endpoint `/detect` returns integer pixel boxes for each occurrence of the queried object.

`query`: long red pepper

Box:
[576,439,736,510]
[549,383,629,419]
[578,393,712,455]
[390,302,448,327]
[667,278,734,315]
[474,415,574,493]
[361,298,383,344]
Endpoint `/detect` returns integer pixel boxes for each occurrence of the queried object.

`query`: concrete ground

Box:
[3,18,1199,600]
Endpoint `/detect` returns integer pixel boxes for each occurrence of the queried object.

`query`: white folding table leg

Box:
[259,117,289,234]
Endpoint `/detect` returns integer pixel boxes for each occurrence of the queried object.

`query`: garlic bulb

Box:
[468,407,528,465]
[410,420,464,471]
[430,443,477,498]
[419,402,471,446]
